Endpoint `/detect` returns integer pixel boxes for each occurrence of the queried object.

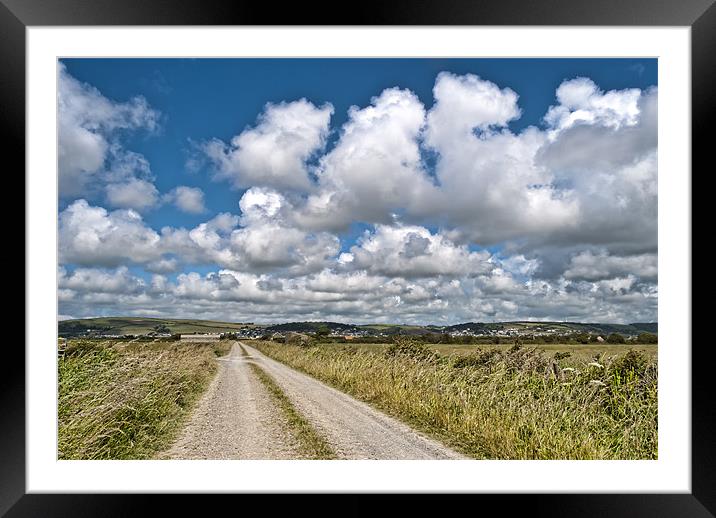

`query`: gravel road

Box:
[241,342,465,460]
[165,342,464,460]
[163,343,301,459]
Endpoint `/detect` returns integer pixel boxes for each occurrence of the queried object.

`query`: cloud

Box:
[58,260,657,325]
[498,254,540,277]
[544,77,642,132]
[58,63,160,203]
[159,212,241,268]
[105,178,160,211]
[535,88,657,251]
[296,88,436,231]
[424,71,521,147]
[422,73,579,244]
[59,200,163,267]
[163,186,207,214]
[563,250,657,281]
[199,73,654,257]
[229,188,340,273]
[204,99,333,191]
[145,257,180,274]
[58,71,658,324]
[349,224,493,278]
[58,194,338,274]
[59,266,146,295]
[162,190,340,274]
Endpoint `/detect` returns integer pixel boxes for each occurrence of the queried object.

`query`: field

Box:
[58,338,232,459]
[252,339,658,459]
[357,342,657,362]
[57,333,659,460]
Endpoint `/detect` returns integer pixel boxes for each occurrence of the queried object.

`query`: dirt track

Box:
[163,344,301,459]
[242,343,465,459]
[165,342,464,460]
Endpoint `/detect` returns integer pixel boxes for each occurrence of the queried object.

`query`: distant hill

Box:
[58,317,256,337]
[58,316,657,338]
[629,322,658,333]
[265,321,362,334]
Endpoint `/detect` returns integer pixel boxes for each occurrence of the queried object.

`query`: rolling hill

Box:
[58,317,257,337]
[58,317,657,338]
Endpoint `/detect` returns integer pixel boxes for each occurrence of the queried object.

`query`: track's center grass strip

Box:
[245,355,337,460]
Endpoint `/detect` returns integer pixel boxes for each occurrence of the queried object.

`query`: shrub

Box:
[611,349,648,377]
[574,333,590,344]
[451,345,549,374]
[286,332,314,348]
[501,345,551,374]
[385,338,439,363]
[452,349,498,368]
[606,333,626,344]
[636,332,658,344]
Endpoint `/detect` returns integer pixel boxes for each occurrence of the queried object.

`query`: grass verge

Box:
[58,339,232,459]
[252,339,657,460]
[246,359,336,460]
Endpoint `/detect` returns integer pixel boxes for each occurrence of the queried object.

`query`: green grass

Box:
[243,344,336,460]
[252,339,657,460]
[58,339,233,459]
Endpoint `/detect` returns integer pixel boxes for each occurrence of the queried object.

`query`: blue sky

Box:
[58,58,658,324]
[60,58,656,229]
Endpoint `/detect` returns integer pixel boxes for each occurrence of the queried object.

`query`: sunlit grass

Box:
[58,339,232,459]
[252,339,657,460]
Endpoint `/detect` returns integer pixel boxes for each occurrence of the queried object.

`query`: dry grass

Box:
[428,342,657,362]
[248,361,337,460]
[58,339,232,459]
[252,339,657,460]
[349,342,657,362]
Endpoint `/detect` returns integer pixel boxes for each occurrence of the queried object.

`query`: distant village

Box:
[62,320,656,344]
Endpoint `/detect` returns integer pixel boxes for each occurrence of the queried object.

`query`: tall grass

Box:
[58,339,232,459]
[253,339,657,459]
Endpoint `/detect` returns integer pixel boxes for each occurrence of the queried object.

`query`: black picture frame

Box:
[5,0,710,515]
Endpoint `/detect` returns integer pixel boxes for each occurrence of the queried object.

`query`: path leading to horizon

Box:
[163,342,464,460]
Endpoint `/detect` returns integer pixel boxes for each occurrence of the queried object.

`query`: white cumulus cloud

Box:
[163,186,207,214]
[204,99,333,192]
[58,63,160,202]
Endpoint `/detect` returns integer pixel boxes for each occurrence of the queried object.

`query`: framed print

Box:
[6,0,711,515]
